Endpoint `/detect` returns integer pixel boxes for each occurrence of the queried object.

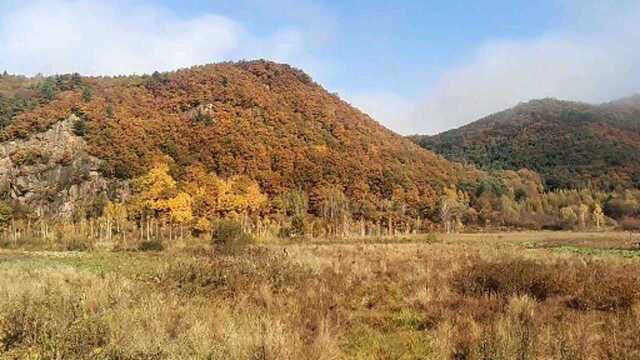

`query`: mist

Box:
[350,1,640,135]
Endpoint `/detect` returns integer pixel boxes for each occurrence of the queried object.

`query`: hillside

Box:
[410,98,640,190]
[0,60,477,222]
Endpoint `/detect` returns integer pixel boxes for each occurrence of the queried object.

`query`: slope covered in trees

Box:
[410,98,640,191]
[0,61,482,229]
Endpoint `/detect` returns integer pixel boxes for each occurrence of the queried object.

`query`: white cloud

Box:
[344,89,419,134]
[0,0,312,76]
[407,1,640,135]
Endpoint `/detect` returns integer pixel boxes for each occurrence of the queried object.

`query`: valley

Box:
[2,0,640,358]
[0,59,639,360]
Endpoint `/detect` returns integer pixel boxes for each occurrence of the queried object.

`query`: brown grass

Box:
[1,231,640,359]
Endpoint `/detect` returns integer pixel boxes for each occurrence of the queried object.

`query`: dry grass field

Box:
[1,231,640,359]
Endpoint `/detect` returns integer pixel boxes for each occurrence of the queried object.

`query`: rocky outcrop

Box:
[0,116,127,219]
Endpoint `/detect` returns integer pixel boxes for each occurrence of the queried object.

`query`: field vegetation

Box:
[2,231,640,359]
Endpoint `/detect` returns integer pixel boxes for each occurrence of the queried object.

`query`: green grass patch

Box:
[0,251,161,276]
[343,325,434,360]
[388,309,425,330]
[549,246,640,258]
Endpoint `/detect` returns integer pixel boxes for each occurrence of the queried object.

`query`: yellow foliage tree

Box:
[560,207,578,228]
[182,166,267,233]
[104,201,128,224]
[578,203,589,229]
[127,160,198,241]
[193,217,212,234]
[128,161,177,220]
[165,191,193,239]
[218,176,268,216]
[103,201,128,242]
[314,185,350,237]
[182,165,221,220]
[593,204,605,230]
[128,162,267,238]
[166,192,193,225]
[439,187,469,233]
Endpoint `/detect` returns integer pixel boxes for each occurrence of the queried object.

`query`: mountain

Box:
[410,97,640,190]
[0,60,477,219]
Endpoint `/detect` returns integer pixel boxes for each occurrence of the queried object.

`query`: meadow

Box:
[1,231,640,359]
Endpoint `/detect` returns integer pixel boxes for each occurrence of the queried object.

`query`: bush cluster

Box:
[211,219,254,254]
[452,257,640,311]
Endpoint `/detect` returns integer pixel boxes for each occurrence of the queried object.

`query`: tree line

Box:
[1,163,638,249]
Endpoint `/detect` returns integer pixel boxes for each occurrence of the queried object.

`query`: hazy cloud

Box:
[0,0,314,76]
[348,1,640,135]
[343,89,418,131]
[406,2,640,135]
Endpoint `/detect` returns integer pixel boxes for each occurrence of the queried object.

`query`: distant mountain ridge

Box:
[409,97,640,190]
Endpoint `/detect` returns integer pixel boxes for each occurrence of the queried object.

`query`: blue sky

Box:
[1,0,639,134]
[160,0,565,94]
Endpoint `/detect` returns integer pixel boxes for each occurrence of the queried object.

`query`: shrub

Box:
[423,233,439,244]
[9,147,50,166]
[137,240,165,252]
[0,294,109,357]
[62,235,94,251]
[278,215,307,239]
[212,219,254,254]
[81,86,93,102]
[451,258,561,301]
[0,233,46,250]
[566,262,640,311]
[620,217,640,231]
[192,110,214,125]
[452,257,640,311]
[0,201,12,229]
[154,249,316,297]
[72,118,87,136]
[473,295,539,360]
[604,198,637,220]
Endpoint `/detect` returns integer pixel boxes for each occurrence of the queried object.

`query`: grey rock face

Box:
[0,116,127,220]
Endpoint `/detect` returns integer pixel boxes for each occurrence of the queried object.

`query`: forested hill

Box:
[409,97,640,191]
[0,60,479,219]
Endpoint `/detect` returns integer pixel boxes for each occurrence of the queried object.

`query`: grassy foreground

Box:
[1,232,640,359]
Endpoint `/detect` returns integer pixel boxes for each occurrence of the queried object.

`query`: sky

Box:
[0,0,639,135]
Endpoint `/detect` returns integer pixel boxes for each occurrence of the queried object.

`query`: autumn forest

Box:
[0,61,638,251]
